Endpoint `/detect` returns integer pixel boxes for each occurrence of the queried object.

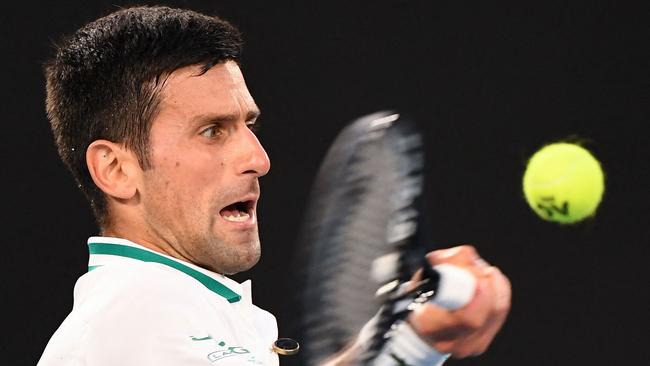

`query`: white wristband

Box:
[430,264,476,310]
[372,321,449,366]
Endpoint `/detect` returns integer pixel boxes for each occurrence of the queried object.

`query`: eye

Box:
[199,124,223,139]
[246,120,260,133]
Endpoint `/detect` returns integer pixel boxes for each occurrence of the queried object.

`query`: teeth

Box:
[223,212,250,222]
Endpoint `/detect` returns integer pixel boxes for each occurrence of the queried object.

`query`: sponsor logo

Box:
[206,341,252,363]
[190,336,260,364]
[536,196,569,218]
[190,335,213,341]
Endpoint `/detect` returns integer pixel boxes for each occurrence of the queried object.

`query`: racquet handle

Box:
[377,263,477,311]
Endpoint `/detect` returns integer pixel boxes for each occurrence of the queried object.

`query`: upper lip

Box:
[220,193,259,212]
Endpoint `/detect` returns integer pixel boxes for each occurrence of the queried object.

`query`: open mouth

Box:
[219,200,254,222]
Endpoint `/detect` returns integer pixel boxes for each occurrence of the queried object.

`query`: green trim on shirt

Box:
[88,242,241,303]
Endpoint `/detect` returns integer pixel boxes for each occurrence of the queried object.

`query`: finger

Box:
[409,298,489,357]
[408,303,471,354]
[451,267,512,357]
[489,266,512,312]
[474,257,491,270]
[454,305,508,358]
[408,268,424,287]
[427,245,480,267]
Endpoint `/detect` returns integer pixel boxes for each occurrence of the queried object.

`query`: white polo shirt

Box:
[38,237,279,366]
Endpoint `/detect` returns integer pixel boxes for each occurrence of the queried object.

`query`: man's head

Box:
[45,6,270,274]
[45,5,244,226]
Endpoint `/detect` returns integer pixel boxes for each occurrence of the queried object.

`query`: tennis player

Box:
[38,6,510,366]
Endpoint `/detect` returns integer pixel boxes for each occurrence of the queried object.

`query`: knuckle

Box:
[492,270,513,311]
[492,266,510,284]
[428,245,481,266]
[457,245,478,257]
[494,301,510,315]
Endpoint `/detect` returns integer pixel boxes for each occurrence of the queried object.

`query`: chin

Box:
[221,256,259,275]
[218,242,261,275]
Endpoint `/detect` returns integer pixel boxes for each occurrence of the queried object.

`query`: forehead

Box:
[158,61,256,116]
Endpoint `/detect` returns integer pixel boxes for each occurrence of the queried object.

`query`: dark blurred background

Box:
[1,1,648,365]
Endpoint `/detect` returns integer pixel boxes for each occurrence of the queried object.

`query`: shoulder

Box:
[73,262,218,331]
[85,260,206,300]
[40,262,225,366]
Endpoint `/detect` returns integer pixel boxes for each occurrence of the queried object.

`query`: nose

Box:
[235,126,271,177]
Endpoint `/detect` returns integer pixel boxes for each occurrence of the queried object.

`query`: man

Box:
[39,5,510,366]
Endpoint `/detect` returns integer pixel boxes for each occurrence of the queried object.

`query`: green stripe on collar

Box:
[88,242,241,303]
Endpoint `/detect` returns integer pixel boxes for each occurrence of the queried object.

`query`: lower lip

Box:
[218,209,257,229]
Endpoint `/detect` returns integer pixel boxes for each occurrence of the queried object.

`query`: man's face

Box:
[139,61,270,274]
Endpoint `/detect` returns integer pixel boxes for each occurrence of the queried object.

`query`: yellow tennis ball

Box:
[523,142,605,224]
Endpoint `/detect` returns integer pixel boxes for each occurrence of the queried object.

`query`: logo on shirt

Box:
[190,335,261,364]
[206,340,254,363]
[190,335,213,341]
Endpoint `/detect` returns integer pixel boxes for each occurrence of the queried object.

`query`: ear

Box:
[86,140,139,200]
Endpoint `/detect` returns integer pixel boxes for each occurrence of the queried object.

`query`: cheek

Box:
[158,154,214,187]
[165,160,225,210]
[147,146,225,213]
[144,173,208,231]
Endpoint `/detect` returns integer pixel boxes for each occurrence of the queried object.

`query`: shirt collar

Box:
[87,236,245,304]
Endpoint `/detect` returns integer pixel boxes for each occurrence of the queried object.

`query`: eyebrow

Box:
[192,109,261,125]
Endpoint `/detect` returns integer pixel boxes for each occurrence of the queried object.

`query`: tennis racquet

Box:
[294,111,474,365]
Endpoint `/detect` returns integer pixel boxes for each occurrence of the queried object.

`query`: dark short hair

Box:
[44,6,243,227]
